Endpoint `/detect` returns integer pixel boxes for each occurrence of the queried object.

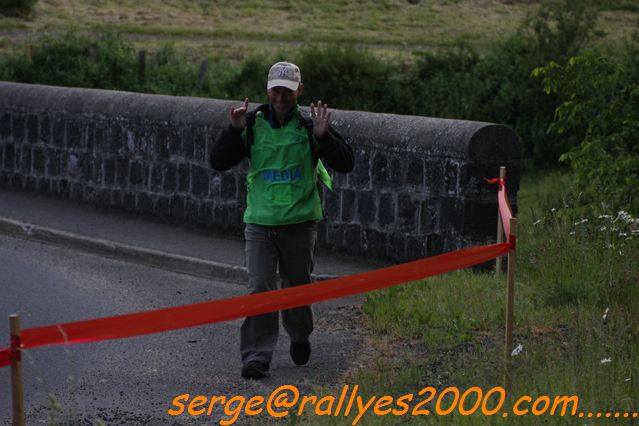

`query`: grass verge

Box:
[304,171,638,425]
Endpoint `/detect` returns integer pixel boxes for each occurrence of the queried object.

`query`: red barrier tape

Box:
[499,184,513,238]
[0,242,510,368]
[486,177,514,240]
[0,348,9,367]
[10,335,21,362]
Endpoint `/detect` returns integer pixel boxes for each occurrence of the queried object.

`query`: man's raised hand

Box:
[310,101,331,140]
[230,98,249,129]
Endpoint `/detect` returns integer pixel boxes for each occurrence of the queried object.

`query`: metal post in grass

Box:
[496,166,506,275]
[504,218,517,393]
[10,314,25,426]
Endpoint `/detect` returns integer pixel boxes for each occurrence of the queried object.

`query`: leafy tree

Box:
[534,51,639,213]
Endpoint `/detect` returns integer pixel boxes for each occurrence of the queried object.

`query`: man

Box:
[210,61,354,379]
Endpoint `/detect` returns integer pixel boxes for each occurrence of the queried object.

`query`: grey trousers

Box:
[240,221,317,365]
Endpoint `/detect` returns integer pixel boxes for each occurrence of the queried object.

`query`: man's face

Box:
[267,85,303,117]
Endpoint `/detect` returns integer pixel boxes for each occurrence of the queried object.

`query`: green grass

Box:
[0,0,637,60]
[305,171,639,425]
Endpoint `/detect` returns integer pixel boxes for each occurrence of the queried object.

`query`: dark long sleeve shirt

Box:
[210,104,354,173]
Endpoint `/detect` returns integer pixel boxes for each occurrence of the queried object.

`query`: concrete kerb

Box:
[0,216,340,284]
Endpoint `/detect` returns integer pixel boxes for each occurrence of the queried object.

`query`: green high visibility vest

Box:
[243,108,332,225]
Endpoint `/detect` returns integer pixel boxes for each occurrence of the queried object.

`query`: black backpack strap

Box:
[245,104,271,158]
[245,111,256,150]
[298,113,320,163]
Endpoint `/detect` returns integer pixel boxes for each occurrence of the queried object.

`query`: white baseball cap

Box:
[267,62,301,91]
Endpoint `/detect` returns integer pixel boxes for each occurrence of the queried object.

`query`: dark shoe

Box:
[241,361,270,379]
[290,341,311,366]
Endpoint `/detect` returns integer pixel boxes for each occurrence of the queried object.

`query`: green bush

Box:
[402,0,603,168]
[0,0,37,17]
[534,51,639,214]
[0,31,138,90]
[293,45,400,112]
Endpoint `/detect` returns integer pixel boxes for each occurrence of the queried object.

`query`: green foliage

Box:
[220,54,272,103]
[0,31,137,90]
[293,45,400,112]
[534,51,639,214]
[403,0,603,168]
[0,0,37,17]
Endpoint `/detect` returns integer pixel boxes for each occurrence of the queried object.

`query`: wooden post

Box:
[25,45,32,63]
[10,314,25,426]
[504,218,517,393]
[137,50,146,85]
[197,59,209,91]
[496,166,506,275]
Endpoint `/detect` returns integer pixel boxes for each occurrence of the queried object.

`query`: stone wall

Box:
[0,82,521,263]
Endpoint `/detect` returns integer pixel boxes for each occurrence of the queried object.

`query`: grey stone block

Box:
[52,119,65,147]
[163,162,177,192]
[67,121,83,148]
[116,156,128,187]
[12,115,25,144]
[341,190,355,222]
[349,149,370,190]
[3,143,14,170]
[220,174,236,199]
[324,189,340,220]
[357,192,376,225]
[123,191,137,211]
[130,160,144,187]
[178,163,190,192]
[169,194,185,219]
[26,114,38,144]
[0,113,9,138]
[109,124,123,152]
[39,115,50,144]
[154,127,169,160]
[191,165,208,197]
[371,152,388,188]
[104,157,116,185]
[182,128,194,160]
[193,129,206,162]
[397,195,418,232]
[20,146,32,173]
[137,192,153,213]
[150,164,162,191]
[378,193,395,227]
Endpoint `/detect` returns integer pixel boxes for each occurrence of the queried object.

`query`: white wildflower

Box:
[511,344,524,357]
[574,219,588,226]
[616,211,632,223]
[598,215,612,220]
[600,226,607,232]
[600,357,612,365]
[619,232,628,238]
[533,219,542,226]
[602,307,609,323]
[551,208,557,213]
[569,231,576,236]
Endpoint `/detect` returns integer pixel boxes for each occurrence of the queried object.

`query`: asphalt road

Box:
[0,234,365,425]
